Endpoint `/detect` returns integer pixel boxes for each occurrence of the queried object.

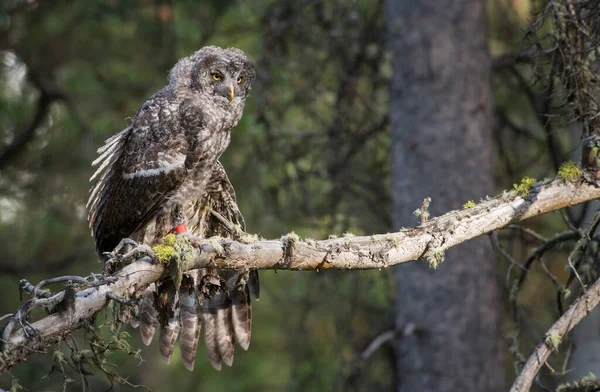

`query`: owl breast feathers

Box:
[87,46,259,371]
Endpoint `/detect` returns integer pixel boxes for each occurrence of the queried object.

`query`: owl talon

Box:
[176,231,201,246]
[107,238,140,257]
[104,240,156,274]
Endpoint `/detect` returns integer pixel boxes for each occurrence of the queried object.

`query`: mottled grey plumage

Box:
[87,46,258,371]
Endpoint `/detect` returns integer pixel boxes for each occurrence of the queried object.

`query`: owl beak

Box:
[228,83,235,102]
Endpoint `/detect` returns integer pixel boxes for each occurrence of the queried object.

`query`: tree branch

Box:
[0,71,90,170]
[1,176,600,371]
[0,90,52,170]
[509,275,600,392]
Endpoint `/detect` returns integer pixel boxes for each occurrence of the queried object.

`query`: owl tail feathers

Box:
[180,319,201,371]
[215,303,235,367]
[201,288,234,370]
[137,288,158,346]
[131,271,258,371]
[180,273,201,371]
[160,322,180,363]
[202,309,223,370]
[231,302,252,351]
[229,274,254,351]
[155,280,180,363]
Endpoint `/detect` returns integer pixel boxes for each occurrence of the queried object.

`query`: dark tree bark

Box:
[386,1,505,391]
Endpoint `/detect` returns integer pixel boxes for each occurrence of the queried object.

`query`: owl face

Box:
[169,46,256,106]
[198,54,255,104]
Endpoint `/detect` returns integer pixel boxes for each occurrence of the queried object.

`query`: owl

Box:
[87,46,258,371]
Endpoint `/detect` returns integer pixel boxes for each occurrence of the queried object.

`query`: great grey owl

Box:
[87,46,259,371]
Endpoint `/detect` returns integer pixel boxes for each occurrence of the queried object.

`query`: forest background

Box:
[1,1,598,391]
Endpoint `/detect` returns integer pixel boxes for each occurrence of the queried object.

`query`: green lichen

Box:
[231,223,245,238]
[151,234,178,264]
[413,208,430,222]
[427,248,445,269]
[544,333,562,351]
[285,231,300,242]
[385,234,401,247]
[171,236,197,289]
[239,232,260,243]
[462,200,476,209]
[342,232,355,247]
[328,234,338,239]
[305,238,317,246]
[507,329,526,364]
[557,372,597,391]
[513,176,536,197]
[163,233,177,246]
[152,244,176,264]
[582,372,596,382]
[558,160,583,181]
[151,234,197,289]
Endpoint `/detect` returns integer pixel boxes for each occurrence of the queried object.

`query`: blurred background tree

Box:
[0,0,598,391]
[387,0,504,391]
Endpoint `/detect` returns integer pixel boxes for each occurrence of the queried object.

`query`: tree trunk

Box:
[386,1,505,391]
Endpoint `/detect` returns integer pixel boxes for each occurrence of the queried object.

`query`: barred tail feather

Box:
[182,317,201,371]
[215,304,234,367]
[231,293,252,351]
[227,273,252,351]
[202,308,222,370]
[180,273,201,371]
[160,322,180,363]
[139,288,158,346]
[156,280,180,364]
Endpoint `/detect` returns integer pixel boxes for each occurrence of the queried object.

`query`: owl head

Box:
[169,46,256,105]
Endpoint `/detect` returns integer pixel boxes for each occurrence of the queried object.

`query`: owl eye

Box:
[237,76,243,84]
[211,72,223,81]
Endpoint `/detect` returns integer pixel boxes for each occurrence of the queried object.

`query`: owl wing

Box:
[87,90,190,256]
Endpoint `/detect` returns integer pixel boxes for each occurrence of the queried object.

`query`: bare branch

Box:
[0,90,53,170]
[0,70,91,171]
[1,176,600,371]
[360,330,395,361]
[510,275,600,392]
